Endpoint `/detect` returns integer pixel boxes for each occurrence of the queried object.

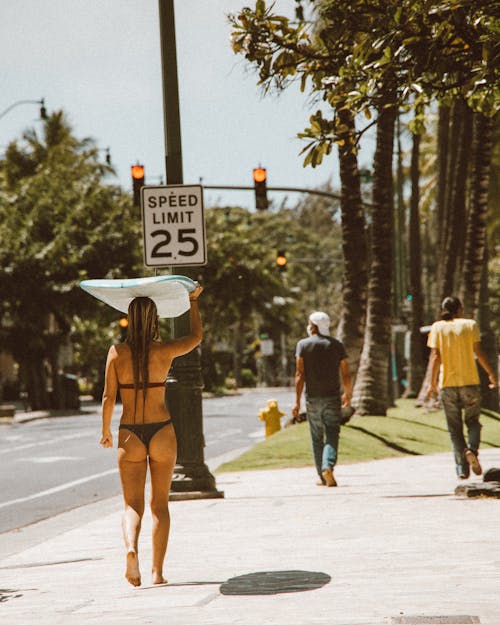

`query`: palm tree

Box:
[439,98,473,299]
[335,108,368,380]
[402,110,426,397]
[460,113,494,315]
[352,82,398,415]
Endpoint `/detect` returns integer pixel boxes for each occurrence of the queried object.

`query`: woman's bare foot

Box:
[125,551,141,587]
[152,570,168,585]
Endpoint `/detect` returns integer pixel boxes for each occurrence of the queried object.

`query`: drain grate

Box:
[391,617,480,624]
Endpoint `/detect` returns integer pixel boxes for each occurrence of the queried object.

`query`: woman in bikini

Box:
[100,284,203,587]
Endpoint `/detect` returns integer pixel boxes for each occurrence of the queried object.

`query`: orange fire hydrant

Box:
[258,399,284,437]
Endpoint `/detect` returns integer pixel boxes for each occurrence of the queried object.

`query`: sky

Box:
[1,0,375,210]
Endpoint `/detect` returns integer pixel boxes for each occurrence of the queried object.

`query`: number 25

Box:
[151,228,199,258]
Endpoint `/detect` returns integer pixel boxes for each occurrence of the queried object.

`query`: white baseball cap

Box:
[309,311,330,335]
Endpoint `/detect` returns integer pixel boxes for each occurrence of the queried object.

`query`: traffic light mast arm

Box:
[204,184,339,199]
[282,258,343,264]
[203,184,372,207]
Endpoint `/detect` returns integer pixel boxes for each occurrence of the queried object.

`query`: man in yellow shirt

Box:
[427,297,498,479]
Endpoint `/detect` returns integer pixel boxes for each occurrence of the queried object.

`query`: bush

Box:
[241,368,257,387]
[224,376,238,390]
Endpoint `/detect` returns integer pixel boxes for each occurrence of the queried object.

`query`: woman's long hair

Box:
[126,297,159,409]
[440,296,462,321]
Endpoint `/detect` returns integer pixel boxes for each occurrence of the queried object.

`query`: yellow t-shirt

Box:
[427,318,480,388]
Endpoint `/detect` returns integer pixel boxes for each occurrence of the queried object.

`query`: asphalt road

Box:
[0,388,295,534]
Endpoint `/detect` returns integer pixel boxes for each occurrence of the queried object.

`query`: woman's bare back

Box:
[114,342,174,424]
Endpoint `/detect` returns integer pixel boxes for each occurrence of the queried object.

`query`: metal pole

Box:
[0,98,46,121]
[202,184,373,208]
[158,1,182,184]
[158,0,222,499]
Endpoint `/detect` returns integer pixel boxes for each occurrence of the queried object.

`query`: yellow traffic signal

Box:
[118,317,129,328]
[119,317,128,342]
[276,249,287,272]
[253,167,268,210]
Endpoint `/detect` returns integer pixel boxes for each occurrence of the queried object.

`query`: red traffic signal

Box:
[253,167,268,210]
[253,167,267,183]
[131,164,144,179]
[131,164,145,207]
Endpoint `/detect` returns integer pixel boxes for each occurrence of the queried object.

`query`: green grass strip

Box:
[216,399,500,473]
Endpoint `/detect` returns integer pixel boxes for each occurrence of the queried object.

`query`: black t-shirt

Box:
[295,334,347,398]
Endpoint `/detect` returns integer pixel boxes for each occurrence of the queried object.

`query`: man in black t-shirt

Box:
[292,311,352,487]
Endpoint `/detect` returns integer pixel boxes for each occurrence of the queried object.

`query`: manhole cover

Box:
[220,570,331,595]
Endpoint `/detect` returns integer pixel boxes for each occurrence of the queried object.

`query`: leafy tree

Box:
[0,112,141,408]
[231,1,401,413]
[194,201,343,387]
[230,1,371,382]
[231,0,499,413]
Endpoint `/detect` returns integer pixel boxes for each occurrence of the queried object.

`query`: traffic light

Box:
[253,167,268,210]
[118,316,129,342]
[276,249,287,272]
[131,164,145,207]
[39,98,47,120]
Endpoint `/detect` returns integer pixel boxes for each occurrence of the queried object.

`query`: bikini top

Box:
[118,381,166,389]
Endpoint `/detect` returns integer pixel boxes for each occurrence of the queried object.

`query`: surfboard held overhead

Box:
[79,275,197,318]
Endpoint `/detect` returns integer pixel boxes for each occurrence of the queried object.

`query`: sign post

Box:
[158,0,221,500]
[141,184,206,268]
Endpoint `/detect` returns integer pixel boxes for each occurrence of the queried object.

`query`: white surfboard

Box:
[79,275,196,318]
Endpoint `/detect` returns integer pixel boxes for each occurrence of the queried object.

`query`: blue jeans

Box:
[439,385,481,477]
[306,396,341,479]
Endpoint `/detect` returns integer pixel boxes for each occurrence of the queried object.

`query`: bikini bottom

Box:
[119,420,172,450]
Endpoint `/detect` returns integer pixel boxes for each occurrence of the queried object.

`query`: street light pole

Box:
[158,0,222,499]
[0,98,46,121]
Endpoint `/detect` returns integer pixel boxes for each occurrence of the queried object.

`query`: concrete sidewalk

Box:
[1,449,499,625]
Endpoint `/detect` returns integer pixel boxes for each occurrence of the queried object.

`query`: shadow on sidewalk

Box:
[138,569,331,596]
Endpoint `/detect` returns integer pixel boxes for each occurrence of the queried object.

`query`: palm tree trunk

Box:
[439,98,472,299]
[233,318,244,388]
[335,108,367,382]
[405,126,425,397]
[459,113,493,316]
[476,246,499,410]
[25,357,49,410]
[394,116,406,316]
[436,105,450,256]
[352,84,397,415]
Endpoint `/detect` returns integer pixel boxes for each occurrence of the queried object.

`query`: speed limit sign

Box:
[141,184,207,267]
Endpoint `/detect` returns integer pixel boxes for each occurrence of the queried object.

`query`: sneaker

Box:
[322,468,337,487]
[465,449,482,476]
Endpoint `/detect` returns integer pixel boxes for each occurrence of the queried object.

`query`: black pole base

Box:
[169,491,224,501]
[170,460,224,500]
